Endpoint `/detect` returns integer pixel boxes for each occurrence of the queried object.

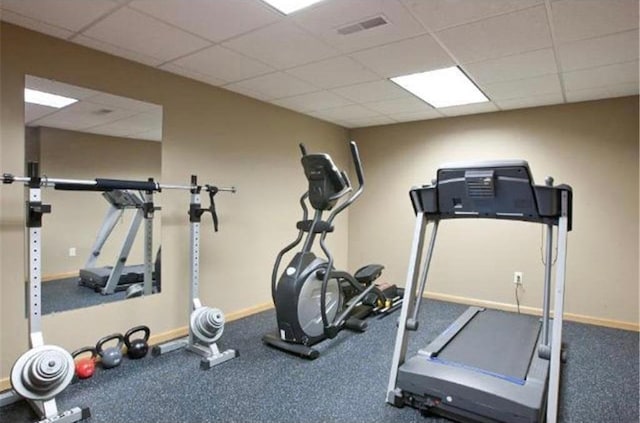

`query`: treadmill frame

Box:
[80,189,154,295]
[386,161,572,423]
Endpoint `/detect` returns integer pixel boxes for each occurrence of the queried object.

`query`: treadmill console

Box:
[410,160,572,228]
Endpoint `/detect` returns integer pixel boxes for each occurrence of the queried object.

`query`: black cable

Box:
[515,284,521,314]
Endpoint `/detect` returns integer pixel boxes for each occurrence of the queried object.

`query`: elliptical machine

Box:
[263,141,402,359]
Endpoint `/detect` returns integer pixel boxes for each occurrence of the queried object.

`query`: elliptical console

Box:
[263,141,403,359]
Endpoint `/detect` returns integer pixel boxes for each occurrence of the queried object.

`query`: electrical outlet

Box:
[513,271,523,285]
[69,247,76,257]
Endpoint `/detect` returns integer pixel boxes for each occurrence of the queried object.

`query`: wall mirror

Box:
[24,75,163,315]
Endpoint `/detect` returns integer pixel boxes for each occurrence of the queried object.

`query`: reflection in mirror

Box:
[24,75,162,315]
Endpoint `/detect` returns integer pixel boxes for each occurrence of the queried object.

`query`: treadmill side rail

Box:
[418,306,484,358]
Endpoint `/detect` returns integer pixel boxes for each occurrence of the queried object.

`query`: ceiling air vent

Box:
[93,108,114,115]
[337,15,388,35]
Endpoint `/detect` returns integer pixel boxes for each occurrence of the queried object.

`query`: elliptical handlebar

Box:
[349,140,365,190]
[326,141,365,225]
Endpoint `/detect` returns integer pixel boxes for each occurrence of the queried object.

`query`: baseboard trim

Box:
[0,302,274,394]
[4,295,633,394]
[42,271,78,282]
[424,291,639,332]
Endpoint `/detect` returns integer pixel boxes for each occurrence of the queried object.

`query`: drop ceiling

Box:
[25,75,163,141]
[2,0,638,128]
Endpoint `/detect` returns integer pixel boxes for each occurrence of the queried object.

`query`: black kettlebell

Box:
[96,333,124,369]
[124,325,150,359]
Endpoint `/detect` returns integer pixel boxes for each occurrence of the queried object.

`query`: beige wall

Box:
[0,23,349,378]
[350,97,639,326]
[38,127,161,275]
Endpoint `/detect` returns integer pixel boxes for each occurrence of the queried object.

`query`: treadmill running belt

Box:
[436,309,540,381]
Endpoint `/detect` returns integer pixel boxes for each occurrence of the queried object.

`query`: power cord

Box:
[514,284,521,314]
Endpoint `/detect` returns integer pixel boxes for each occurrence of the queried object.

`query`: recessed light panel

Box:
[390,67,489,108]
[24,88,78,108]
[260,0,325,15]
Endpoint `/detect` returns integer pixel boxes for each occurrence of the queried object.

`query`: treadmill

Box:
[386,160,572,423]
[79,189,155,295]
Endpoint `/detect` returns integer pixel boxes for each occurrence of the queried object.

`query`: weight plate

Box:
[190,307,225,344]
[10,345,74,401]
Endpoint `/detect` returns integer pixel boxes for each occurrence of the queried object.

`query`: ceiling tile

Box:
[128,128,162,142]
[387,109,442,122]
[402,0,543,32]
[482,74,562,101]
[88,93,161,113]
[331,80,409,103]
[73,35,164,67]
[85,111,162,137]
[222,84,276,102]
[563,61,639,91]
[463,49,558,85]
[566,82,639,103]
[351,34,453,78]
[0,9,75,39]
[222,21,338,69]
[128,0,281,42]
[439,102,499,117]
[287,56,379,89]
[341,115,396,128]
[25,75,103,100]
[551,0,639,43]
[159,63,226,86]
[310,104,382,121]
[271,91,353,113]
[558,30,639,72]
[224,72,318,100]
[364,96,431,114]
[170,45,274,83]
[25,103,58,124]
[437,6,552,64]
[495,92,564,110]
[82,7,210,62]
[31,101,138,131]
[1,0,120,32]
[292,0,424,53]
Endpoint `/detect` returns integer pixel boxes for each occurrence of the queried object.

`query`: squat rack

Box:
[0,163,235,422]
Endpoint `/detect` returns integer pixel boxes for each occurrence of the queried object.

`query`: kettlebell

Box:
[96,333,124,369]
[124,325,150,359]
[71,346,97,379]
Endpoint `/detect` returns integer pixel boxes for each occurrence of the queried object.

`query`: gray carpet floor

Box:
[1,299,638,423]
[42,277,130,315]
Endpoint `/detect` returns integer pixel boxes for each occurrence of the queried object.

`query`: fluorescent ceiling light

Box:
[390,66,489,108]
[260,0,325,14]
[24,88,78,108]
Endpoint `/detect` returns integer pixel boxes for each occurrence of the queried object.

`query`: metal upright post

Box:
[84,205,123,269]
[546,190,570,423]
[189,186,202,344]
[386,213,428,405]
[142,190,154,296]
[101,210,144,294]
[407,220,439,330]
[541,176,555,350]
[27,185,43,349]
[541,224,554,348]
